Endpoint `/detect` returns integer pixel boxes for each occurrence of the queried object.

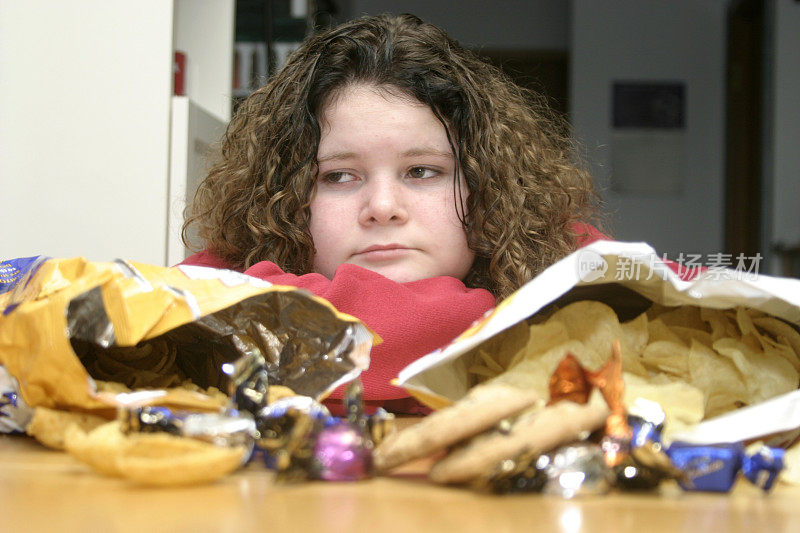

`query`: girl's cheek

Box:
[311,197,354,224]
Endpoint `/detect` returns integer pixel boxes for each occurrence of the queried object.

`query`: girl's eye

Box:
[322,171,357,184]
[408,167,438,179]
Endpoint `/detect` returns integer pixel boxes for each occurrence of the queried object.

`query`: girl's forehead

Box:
[318,83,425,123]
[319,87,450,151]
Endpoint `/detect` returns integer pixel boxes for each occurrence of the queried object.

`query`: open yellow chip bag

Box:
[0,256,375,413]
[0,256,376,484]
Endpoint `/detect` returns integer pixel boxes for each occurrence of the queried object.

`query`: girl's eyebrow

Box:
[401,147,453,159]
[317,151,358,164]
[317,147,452,163]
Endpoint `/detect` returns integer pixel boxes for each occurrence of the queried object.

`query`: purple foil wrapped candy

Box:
[255,396,331,477]
[313,420,373,481]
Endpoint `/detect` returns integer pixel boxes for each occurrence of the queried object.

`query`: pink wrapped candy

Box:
[313,421,373,481]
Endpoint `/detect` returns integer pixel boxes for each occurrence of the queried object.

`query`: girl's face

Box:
[309,83,475,283]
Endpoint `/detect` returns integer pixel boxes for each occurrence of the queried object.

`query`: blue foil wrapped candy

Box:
[0,365,34,433]
[742,445,785,492]
[613,397,676,490]
[119,405,257,449]
[1,256,49,316]
[667,442,744,492]
[628,397,666,449]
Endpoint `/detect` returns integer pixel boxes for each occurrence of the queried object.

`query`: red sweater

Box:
[180,224,609,413]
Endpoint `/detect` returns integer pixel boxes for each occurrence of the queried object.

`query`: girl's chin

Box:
[354,263,430,284]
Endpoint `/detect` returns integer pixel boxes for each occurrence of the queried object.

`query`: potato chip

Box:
[64,420,247,486]
[26,406,109,450]
[468,321,531,382]
[736,312,800,372]
[757,335,800,372]
[713,337,798,405]
[547,301,648,376]
[735,307,759,337]
[648,373,677,385]
[700,308,739,341]
[688,340,750,418]
[492,321,532,370]
[65,421,126,476]
[115,436,246,486]
[548,301,620,362]
[754,316,800,362]
[667,326,713,349]
[93,379,230,412]
[648,318,686,346]
[480,351,504,374]
[655,305,706,330]
[621,312,649,373]
[621,312,649,351]
[644,302,673,320]
[506,320,570,369]
[725,309,765,355]
[641,341,689,377]
[622,372,705,434]
[494,302,652,395]
[708,339,748,386]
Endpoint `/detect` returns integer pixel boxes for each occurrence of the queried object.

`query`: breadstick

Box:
[373,383,540,472]
[429,397,609,484]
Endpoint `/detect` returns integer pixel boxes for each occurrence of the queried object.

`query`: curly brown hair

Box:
[183,13,603,300]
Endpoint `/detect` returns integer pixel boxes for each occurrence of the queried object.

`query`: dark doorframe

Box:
[476,49,569,121]
[724,0,764,258]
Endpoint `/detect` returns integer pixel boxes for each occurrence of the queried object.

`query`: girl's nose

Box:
[358,178,409,225]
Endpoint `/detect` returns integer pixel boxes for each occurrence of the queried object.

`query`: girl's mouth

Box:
[354,244,415,261]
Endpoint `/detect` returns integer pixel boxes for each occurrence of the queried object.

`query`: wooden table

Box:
[2,432,800,533]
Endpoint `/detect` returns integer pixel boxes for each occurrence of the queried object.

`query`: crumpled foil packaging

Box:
[0,257,375,413]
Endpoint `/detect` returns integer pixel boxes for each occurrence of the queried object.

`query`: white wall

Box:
[347,0,568,50]
[0,0,174,264]
[174,0,235,122]
[769,0,800,253]
[570,0,728,258]
[0,0,233,265]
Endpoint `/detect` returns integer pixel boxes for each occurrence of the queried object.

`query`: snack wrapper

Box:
[0,364,34,433]
[0,257,376,414]
[394,241,800,442]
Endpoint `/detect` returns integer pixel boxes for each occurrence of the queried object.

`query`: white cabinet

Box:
[167,97,226,266]
[0,0,233,266]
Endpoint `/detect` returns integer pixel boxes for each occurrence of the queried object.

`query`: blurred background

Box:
[1,0,798,277]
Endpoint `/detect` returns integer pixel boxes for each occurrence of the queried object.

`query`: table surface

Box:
[3,432,800,533]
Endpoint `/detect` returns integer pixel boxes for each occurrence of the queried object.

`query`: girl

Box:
[181,13,605,413]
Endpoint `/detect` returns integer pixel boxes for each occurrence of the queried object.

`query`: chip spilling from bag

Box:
[466,300,800,436]
[64,421,249,486]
